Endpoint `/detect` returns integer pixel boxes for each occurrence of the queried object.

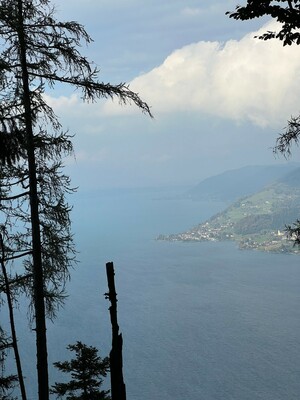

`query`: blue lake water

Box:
[6,187,300,399]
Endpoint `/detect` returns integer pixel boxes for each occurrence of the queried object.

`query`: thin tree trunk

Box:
[0,234,27,400]
[16,1,49,399]
[105,262,126,400]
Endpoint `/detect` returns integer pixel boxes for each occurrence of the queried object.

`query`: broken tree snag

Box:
[105,262,126,400]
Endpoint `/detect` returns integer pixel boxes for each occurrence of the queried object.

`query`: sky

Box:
[46,1,300,189]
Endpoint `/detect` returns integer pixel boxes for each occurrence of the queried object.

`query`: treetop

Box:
[227,1,300,45]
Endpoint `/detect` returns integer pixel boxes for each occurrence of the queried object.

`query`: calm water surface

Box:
[8,188,300,399]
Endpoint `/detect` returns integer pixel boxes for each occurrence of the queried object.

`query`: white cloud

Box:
[104,21,300,127]
[74,148,111,163]
[43,93,79,109]
[181,7,202,17]
[43,92,109,133]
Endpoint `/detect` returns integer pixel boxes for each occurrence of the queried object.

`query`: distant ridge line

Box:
[187,163,300,202]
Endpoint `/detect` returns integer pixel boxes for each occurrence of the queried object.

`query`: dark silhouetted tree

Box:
[0,1,151,399]
[51,342,110,400]
[0,231,27,400]
[105,262,126,400]
[0,328,18,400]
[227,1,300,46]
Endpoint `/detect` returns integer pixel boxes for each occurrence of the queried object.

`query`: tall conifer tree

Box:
[0,1,151,399]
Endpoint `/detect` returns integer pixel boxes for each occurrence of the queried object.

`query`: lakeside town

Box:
[157,182,300,254]
[157,222,298,254]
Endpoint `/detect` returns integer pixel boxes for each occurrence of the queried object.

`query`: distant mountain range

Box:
[187,163,300,202]
[159,164,300,253]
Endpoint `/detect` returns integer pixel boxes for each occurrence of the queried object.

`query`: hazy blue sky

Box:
[48,1,300,189]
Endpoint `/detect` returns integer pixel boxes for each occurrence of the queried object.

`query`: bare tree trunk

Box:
[105,262,126,400]
[16,2,49,399]
[0,233,27,400]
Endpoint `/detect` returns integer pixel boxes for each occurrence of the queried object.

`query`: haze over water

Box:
[5,186,300,399]
[43,187,300,400]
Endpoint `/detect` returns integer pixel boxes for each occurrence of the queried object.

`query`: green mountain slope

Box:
[159,169,300,253]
